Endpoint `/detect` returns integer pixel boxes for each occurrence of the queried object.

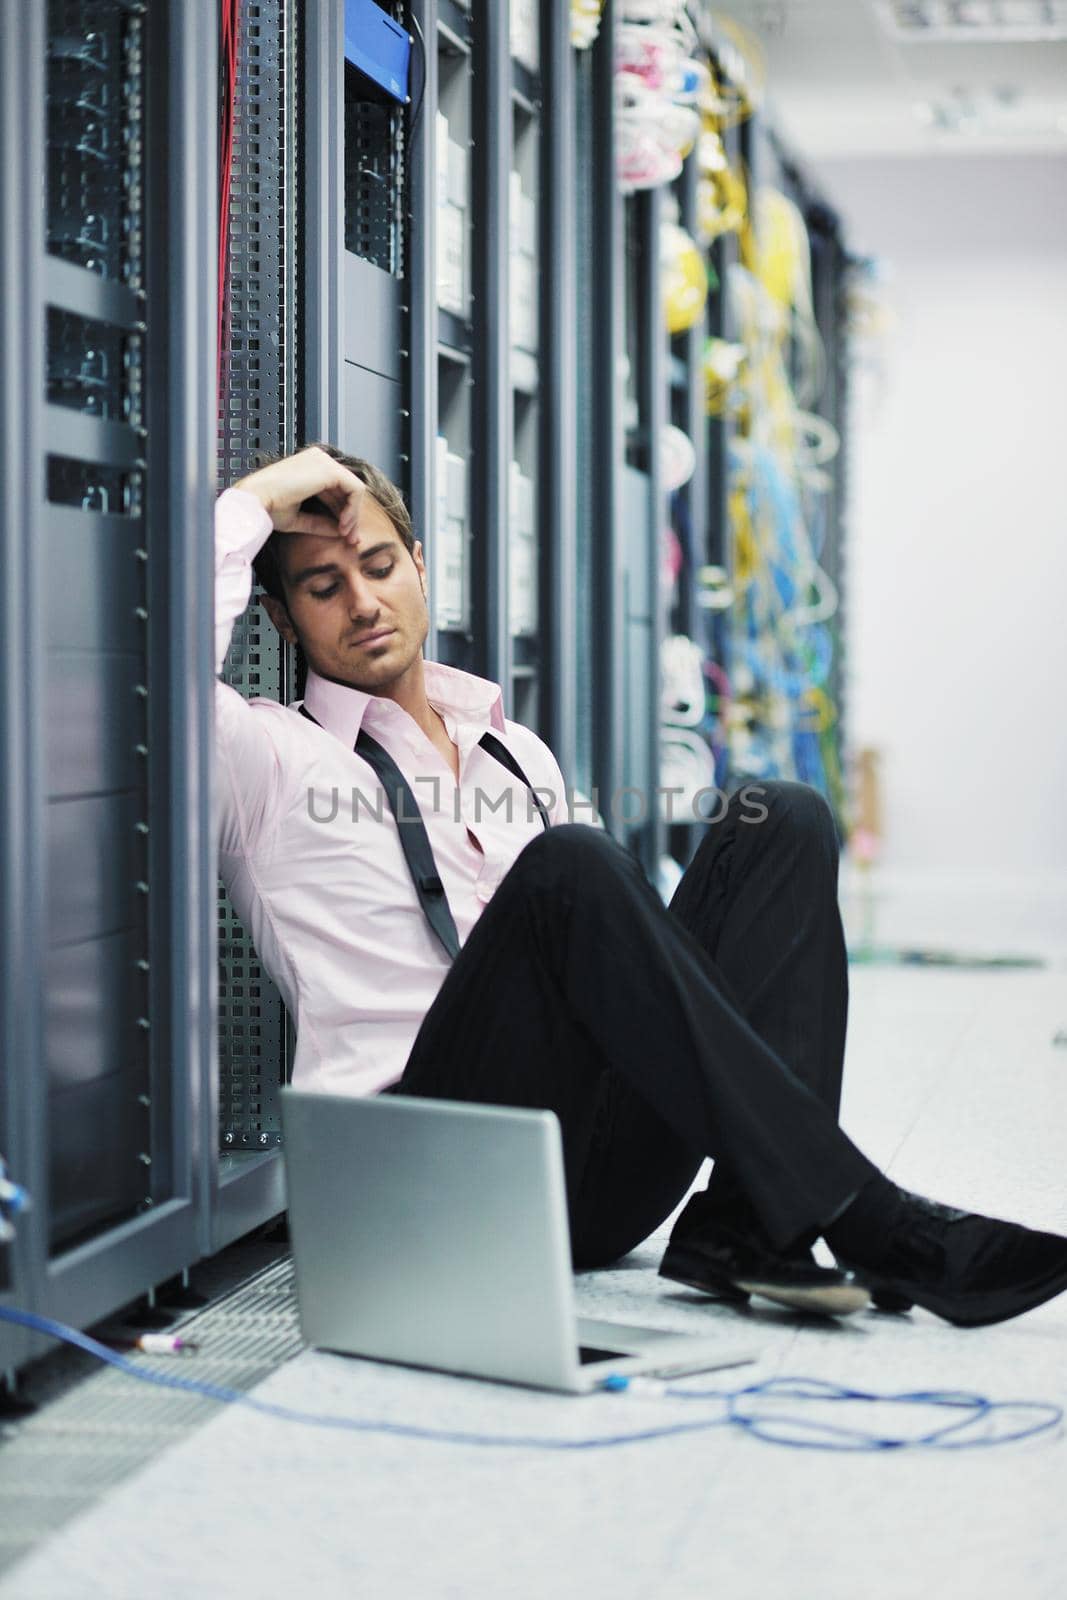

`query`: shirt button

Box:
[475,880,493,904]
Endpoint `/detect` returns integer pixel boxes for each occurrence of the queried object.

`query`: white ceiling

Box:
[714,0,1067,156]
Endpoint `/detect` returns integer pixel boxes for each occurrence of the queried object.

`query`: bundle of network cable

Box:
[614,1,708,191]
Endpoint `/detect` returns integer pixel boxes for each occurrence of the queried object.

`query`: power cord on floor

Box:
[2,1305,1061,1453]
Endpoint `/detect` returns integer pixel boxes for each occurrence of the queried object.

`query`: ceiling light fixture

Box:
[873,0,1067,43]
[909,81,1067,137]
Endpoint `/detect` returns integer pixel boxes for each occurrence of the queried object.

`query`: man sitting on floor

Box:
[213,443,1067,1328]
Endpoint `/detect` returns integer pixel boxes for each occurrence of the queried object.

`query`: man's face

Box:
[262,496,429,695]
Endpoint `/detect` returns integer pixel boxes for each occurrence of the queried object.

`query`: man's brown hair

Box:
[251,442,415,606]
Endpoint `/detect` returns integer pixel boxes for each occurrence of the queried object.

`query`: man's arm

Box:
[214,488,291,857]
[214,486,272,678]
[214,446,368,857]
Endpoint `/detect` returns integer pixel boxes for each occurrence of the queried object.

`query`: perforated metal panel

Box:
[218,0,298,483]
[217,0,299,1152]
[0,1253,300,1576]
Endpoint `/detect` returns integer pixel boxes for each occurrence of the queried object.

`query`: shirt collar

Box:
[299,659,507,749]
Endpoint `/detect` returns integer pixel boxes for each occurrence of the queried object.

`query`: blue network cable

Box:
[0,1305,1060,1455]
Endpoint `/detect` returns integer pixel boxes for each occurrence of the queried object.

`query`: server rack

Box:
[665,144,712,872]
[671,152,710,665]
[728,118,850,820]
[1,0,217,1376]
[414,0,554,735]
[356,0,638,820]
[600,23,771,884]
[705,113,744,724]
[657,101,745,877]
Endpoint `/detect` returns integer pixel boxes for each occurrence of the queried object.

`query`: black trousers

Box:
[390,781,878,1267]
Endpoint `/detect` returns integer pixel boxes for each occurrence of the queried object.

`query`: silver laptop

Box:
[280,1088,756,1394]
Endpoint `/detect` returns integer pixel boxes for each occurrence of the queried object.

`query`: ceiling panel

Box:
[715,0,1067,155]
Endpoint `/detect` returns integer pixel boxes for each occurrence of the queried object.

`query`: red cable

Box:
[217,0,238,404]
[217,3,226,397]
[218,0,234,399]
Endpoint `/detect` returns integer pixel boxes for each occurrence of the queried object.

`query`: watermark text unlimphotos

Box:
[305,781,770,827]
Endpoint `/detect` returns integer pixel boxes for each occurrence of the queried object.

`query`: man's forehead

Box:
[286,499,399,561]
[348,495,395,542]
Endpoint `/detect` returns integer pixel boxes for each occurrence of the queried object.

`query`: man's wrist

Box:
[216,486,274,556]
[231,476,273,516]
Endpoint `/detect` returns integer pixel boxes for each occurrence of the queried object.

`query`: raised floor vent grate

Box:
[0,1254,301,1576]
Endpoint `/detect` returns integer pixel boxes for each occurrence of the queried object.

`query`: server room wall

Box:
[0,2,855,1374]
[819,152,1067,884]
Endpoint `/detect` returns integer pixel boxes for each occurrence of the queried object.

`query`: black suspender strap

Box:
[297,702,549,963]
[356,725,462,962]
[299,703,459,961]
[477,731,552,831]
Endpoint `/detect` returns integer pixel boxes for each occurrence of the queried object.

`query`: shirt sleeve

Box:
[214,487,290,858]
[215,486,273,674]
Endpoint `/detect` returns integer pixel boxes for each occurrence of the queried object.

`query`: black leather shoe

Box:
[659,1219,870,1317]
[832,1186,1067,1328]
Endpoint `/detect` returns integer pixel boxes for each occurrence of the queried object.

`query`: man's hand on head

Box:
[233,445,366,545]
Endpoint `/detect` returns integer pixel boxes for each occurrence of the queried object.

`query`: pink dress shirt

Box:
[214,487,571,1096]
